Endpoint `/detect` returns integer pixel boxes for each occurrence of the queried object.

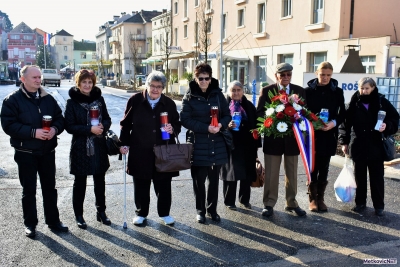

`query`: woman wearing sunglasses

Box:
[180,63,231,224]
[64,69,112,229]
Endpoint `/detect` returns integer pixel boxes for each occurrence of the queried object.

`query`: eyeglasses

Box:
[80,69,94,76]
[150,84,163,90]
[198,77,210,81]
[278,73,292,77]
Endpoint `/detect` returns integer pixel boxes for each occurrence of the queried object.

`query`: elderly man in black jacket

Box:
[1,65,68,237]
[256,63,307,218]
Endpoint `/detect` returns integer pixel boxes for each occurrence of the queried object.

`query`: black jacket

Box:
[256,83,306,155]
[64,86,111,175]
[119,90,181,179]
[180,78,231,166]
[338,88,399,161]
[1,85,64,155]
[220,95,261,181]
[305,78,345,156]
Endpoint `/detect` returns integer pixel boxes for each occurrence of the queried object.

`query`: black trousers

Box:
[191,165,221,216]
[133,177,172,217]
[223,179,251,206]
[14,150,60,227]
[353,160,385,209]
[310,154,331,182]
[72,173,106,216]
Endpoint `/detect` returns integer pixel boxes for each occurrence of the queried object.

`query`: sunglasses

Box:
[198,77,210,81]
[80,69,94,76]
[278,73,292,77]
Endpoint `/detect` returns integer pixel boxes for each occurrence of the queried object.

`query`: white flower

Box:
[265,108,275,116]
[277,122,288,132]
[275,104,285,112]
[299,120,306,131]
[293,103,302,111]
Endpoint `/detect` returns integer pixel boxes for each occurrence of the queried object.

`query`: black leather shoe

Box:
[48,222,69,232]
[262,206,274,217]
[97,212,111,225]
[375,209,384,216]
[207,213,221,222]
[225,204,237,210]
[351,204,366,213]
[25,226,36,237]
[240,203,252,209]
[285,206,307,217]
[196,214,206,224]
[76,216,87,229]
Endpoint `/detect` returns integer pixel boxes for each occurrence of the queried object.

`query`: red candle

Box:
[210,106,219,127]
[42,115,52,131]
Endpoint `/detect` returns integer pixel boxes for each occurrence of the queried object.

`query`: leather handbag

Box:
[105,130,120,156]
[154,135,193,172]
[251,159,265,188]
[220,129,235,152]
[382,133,395,161]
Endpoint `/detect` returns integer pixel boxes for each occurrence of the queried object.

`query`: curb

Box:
[330,155,400,181]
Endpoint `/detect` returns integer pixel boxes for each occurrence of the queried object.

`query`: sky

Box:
[0,0,170,42]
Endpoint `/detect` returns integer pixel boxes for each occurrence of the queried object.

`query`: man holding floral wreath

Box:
[256,63,307,217]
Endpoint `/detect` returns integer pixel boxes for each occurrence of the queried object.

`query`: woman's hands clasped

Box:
[208,123,222,134]
[91,123,104,135]
[163,123,174,134]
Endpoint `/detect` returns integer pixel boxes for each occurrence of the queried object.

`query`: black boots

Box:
[317,181,328,212]
[96,211,111,225]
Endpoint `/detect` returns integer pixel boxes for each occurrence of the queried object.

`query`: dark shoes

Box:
[240,203,252,209]
[375,209,384,217]
[97,212,111,225]
[25,226,36,237]
[225,204,237,210]
[196,214,206,224]
[48,222,69,232]
[207,213,221,222]
[285,206,307,217]
[262,206,274,217]
[76,216,87,229]
[351,204,366,213]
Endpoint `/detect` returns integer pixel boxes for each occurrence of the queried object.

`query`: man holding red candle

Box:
[1,65,67,237]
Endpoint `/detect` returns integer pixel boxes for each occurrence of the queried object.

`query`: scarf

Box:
[147,92,161,109]
[80,100,103,156]
[229,99,248,120]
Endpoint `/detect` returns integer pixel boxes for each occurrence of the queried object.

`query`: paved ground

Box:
[0,81,399,266]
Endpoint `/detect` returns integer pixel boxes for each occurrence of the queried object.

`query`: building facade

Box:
[49,29,74,70]
[7,22,37,69]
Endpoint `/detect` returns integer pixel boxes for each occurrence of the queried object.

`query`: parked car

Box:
[41,69,61,87]
[136,75,146,82]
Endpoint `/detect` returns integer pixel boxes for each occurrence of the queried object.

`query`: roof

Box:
[10,22,34,33]
[74,40,96,51]
[54,29,73,36]
[124,10,162,24]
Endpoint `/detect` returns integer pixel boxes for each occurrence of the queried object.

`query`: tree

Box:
[160,11,172,93]
[0,11,13,31]
[197,0,212,62]
[35,44,55,69]
[113,31,123,86]
[128,32,140,90]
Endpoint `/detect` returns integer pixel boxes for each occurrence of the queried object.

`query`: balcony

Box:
[130,34,146,41]
[109,36,120,44]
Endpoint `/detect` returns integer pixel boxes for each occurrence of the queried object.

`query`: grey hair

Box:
[228,80,243,91]
[358,77,377,89]
[145,71,167,89]
[20,65,41,77]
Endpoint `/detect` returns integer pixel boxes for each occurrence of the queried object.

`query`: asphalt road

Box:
[0,80,399,266]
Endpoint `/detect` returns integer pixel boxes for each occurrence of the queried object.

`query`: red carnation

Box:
[264,118,273,128]
[310,113,318,121]
[284,106,296,116]
[276,112,284,119]
[279,90,287,95]
[252,129,259,140]
[271,95,280,102]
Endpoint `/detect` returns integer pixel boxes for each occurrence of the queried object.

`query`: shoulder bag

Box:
[251,159,265,188]
[105,130,120,156]
[379,96,396,161]
[154,134,193,172]
[217,95,235,152]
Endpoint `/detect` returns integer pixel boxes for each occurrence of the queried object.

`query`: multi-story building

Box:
[73,40,96,71]
[49,29,74,70]
[171,0,400,91]
[7,22,37,68]
[0,17,9,80]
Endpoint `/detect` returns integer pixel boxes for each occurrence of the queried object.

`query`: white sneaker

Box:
[132,216,146,225]
[161,215,175,225]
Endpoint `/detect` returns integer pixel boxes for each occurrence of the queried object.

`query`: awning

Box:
[142,56,163,64]
[168,51,195,59]
[222,51,249,61]
[168,59,179,69]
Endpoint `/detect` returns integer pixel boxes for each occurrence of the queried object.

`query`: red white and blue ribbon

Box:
[292,117,315,183]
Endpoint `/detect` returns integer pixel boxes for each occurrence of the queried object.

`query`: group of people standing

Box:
[1,60,398,238]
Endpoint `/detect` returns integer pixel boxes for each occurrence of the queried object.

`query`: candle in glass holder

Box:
[90,106,100,126]
[160,112,170,140]
[42,115,52,131]
[210,106,219,127]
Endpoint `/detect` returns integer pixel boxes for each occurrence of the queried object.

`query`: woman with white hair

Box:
[119,71,181,225]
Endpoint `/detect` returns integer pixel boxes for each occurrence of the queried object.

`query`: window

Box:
[313,0,324,24]
[238,9,244,27]
[154,38,158,52]
[282,0,292,17]
[63,37,66,41]
[126,70,132,74]
[184,25,188,38]
[309,52,327,72]
[360,56,376,73]
[81,52,86,59]
[10,35,19,40]
[64,46,67,51]
[222,14,226,38]
[174,28,178,46]
[278,54,294,64]
[137,46,142,53]
[64,55,68,60]
[257,57,268,82]
[92,53,97,59]
[207,0,212,9]
[195,0,199,7]
[184,0,188,17]
[194,21,199,43]
[207,18,212,33]
[258,3,266,33]
[23,35,33,40]
[174,2,178,14]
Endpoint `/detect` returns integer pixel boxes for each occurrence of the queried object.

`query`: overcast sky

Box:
[1,0,170,42]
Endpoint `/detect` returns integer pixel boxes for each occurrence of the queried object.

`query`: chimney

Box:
[113,15,120,21]
[121,12,126,15]
[162,9,167,13]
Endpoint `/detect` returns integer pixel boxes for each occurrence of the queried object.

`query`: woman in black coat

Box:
[180,63,231,224]
[339,77,399,216]
[220,81,261,210]
[119,71,181,226]
[64,70,112,229]
[304,61,345,212]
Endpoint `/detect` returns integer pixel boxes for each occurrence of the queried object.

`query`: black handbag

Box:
[382,133,395,161]
[105,130,120,156]
[217,95,235,151]
[154,135,193,172]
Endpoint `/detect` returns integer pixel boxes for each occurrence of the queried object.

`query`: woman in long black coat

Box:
[339,77,399,216]
[304,61,345,212]
[64,70,112,229]
[220,81,261,210]
[119,71,181,226]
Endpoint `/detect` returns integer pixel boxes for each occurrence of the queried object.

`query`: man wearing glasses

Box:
[256,63,307,218]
